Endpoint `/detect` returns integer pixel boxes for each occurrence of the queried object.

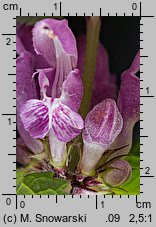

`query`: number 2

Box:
[6,37,11,45]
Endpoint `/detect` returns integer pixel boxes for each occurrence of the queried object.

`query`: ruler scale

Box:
[0,0,156,226]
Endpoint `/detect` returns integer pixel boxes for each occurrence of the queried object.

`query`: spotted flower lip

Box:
[20,69,84,142]
[80,99,123,174]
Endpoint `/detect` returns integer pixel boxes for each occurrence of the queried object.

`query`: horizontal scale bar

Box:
[2,114,16,116]
[140,95,154,97]
[2,34,16,36]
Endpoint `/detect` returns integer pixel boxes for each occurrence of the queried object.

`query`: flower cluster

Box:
[17,18,140,194]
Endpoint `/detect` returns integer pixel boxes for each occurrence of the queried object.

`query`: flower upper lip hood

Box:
[32,19,78,98]
[33,19,78,67]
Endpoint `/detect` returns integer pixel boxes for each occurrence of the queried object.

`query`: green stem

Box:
[79,17,101,118]
[42,137,53,163]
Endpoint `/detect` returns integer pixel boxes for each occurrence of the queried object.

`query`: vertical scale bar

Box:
[20,7,22,16]
[95,195,98,209]
[16,195,18,209]
[139,1,155,184]
[60,2,62,16]
[14,10,17,192]
[140,2,142,20]
[139,0,142,192]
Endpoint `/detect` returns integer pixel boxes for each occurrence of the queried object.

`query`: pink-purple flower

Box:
[16,17,140,191]
[17,19,83,166]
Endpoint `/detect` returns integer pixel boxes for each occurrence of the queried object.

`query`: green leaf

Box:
[16,169,26,190]
[17,16,64,25]
[16,172,71,195]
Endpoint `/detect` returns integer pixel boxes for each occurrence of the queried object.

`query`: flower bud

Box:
[80,99,123,175]
[103,159,131,187]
